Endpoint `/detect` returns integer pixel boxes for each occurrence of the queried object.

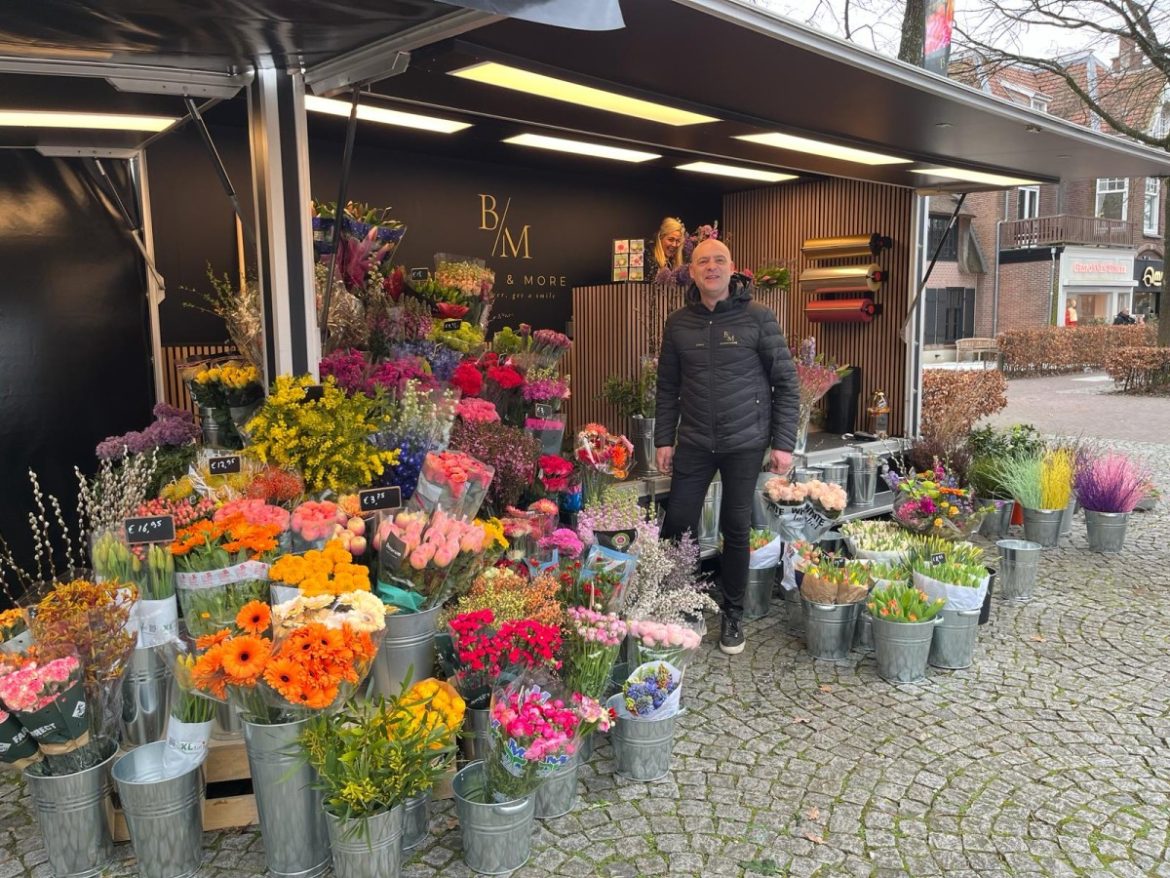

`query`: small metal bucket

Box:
[1022,507,1063,548]
[1084,510,1129,554]
[976,498,1015,539]
[743,565,777,621]
[369,605,442,700]
[326,806,402,878]
[996,540,1041,601]
[802,599,860,660]
[871,615,939,684]
[852,609,874,652]
[534,752,580,819]
[459,707,492,765]
[928,609,981,670]
[578,731,595,764]
[111,741,204,878]
[784,585,804,636]
[846,457,878,508]
[818,460,849,491]
[1059,496,1077,536]
[244,718,331,878]
[24,739,117,878]
[698,477,722,547]
[607,696,681,782]
[792,467,821,484]
[121,647,172,748]
[452,761,536,876]
[400,792,430,853]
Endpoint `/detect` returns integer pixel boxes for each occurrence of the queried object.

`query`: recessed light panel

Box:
[736,132,911,166]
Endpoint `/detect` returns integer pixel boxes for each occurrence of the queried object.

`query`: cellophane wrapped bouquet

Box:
[887,461,989,539]
[374,508,490,612]
[575,424,633,506]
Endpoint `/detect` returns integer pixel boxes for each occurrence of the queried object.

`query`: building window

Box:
[1016,186,1040,219]
[1144,178,1161,236]
[927,215,958,260]
[1095,177,1129,220]
[924,287,976,344]
[1030,95,1049,113]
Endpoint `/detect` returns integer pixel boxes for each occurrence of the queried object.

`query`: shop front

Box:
[1134,256,1164,318]
[1058,246,1136,325]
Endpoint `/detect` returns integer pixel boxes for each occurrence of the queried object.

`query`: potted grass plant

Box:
[995,450,1074,548]
[1074,452,1151,553]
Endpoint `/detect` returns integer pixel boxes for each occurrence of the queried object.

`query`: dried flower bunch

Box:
[622,530,718,624]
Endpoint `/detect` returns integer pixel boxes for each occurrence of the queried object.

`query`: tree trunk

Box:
[1161,181,1170,347]
[899,0,926,66]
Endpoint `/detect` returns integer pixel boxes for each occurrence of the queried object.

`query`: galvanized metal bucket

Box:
[578,731,595,764]
[976,498,1014,540]
[743,565,777,621]
[452,761,536,875]
[698,477,722,548]
[818,460,849,491]
[121,647,172,748]
[534,752,580,819]
[784,585,804,636]
[459,707,492,765]
[845,454,878,508]
[607,696,681,782]
[326,806,402,878]
[24,738,117,878]
[871,615,939,684]
[111,741,204,878]
[996,540,1042,601]
[852,609,874,652]
[401,792,430,853]
[244,718,331,878]
[927,609,981,670]
[802,599,860,661]
[1059,496,1077,537]
[792,467,821,484]
[369,605,442,700]
[1084,510,1129,554]
[1022,507,1063,548]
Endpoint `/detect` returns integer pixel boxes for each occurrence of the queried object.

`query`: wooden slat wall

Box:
[161,344,235,413]
[724,179,915,434]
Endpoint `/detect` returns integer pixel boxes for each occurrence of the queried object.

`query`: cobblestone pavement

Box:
[2,440,1169,878]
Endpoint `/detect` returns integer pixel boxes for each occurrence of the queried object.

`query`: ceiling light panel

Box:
[0,110,175,131]
[677,161,796,183]
[503,133,660,163]
[304,95,470,133]
[736,132,911,166]
[910,167,1041,187]
[451,61,718,126]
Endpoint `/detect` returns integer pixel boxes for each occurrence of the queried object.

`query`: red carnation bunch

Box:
[448,608,562,708]
[538,454,574,493]
[486,365,523,390]
[451,361,484,398]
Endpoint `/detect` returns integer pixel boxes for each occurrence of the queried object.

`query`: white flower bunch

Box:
[622,532,718,625]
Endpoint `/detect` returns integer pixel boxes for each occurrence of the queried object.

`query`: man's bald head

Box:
[691,238,735,303]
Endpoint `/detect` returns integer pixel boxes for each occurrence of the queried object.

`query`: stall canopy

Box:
[3,0,1169,188]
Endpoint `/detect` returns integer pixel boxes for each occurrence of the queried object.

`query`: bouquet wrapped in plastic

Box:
[625,619,704,669]
[799,557,871,605]
[887,463,989,539]
[156,631,217,774]
[411,451,494,520]
[0,654,89,762]
[374,508,489,612]
[575,424,633,505]
[612,661,683,721]
[564,544,636,612]
[839,520,916,563]
[761,477,844,543]
[561,608,626,701]
[447,609,561,710]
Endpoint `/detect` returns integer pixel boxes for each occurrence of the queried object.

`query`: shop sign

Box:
[1063,248,1135,286]
[1135,258,1164,291]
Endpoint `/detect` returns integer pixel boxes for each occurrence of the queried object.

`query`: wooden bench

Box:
[954,337,1001,367]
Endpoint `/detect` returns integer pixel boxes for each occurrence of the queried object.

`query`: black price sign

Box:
[302,384,325,403]
[208,455,242,474]
[833,557,847,568]
[930,552,946,565]
[380,532,407,572]
[125,515,176,545]
[410,267,431,282]
[442,319,462,332]
[533,402,555,420]
[360,486,402,513]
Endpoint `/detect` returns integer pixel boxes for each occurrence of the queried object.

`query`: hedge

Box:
[997,325,1156,376]
[920,369,1008,449]
[1104,346,1170,392]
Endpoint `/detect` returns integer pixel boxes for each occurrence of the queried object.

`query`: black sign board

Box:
[442,319,462,332]
[208,455,242,475]
[379,532,407,572]
[533,402,556,420]
[360,486,402,513]
[125,515,176,545]
[410,267,431,282]
[302,385,325,403]
[833,557,847,568]
[930,552,946,565]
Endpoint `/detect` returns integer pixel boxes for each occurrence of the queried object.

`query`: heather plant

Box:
[622,530,718,624]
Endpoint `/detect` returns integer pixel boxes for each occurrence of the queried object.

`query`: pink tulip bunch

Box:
[627,619,701,651]
[291,500,347,542]
[375,508,488,605]
[567,607,627,648]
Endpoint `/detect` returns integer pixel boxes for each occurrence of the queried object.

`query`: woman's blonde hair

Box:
[654,217,685,271]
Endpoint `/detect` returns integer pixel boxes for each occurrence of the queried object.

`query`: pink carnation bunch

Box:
[567,606,626,648]
[0,655,81,713]
[539,528,584,559]
[457,398,500,424]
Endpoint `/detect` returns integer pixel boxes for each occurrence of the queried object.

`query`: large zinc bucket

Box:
[533,752,580,819]
[121,647,172,748]
[400,792,431,853]
[996,540,1042,601]
[845,454,878,508]
[459,707,492,765]
[628,415,659,478]
[452,761,536,875]
[871,615,939,684]
[697,477,722,549]
[111,741,204,878]
[1059,496,1077,537]
[743,565,777,621]
[1084,510,1129,554]
[1022,507,1063,548]
[24,739,118,878]
[607,695,681,782]
[325,806,403,878]
[819,460,849,492]
[212,700,242,740]
[976,498,1014,540]
[244,718,331,878]
[369,605,442,700]
[802,599,859,661]
[927,609,981,670]
[784,585,804,636]
[852,609,874,652]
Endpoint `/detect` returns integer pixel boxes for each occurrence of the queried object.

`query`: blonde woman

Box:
[650,217,685,280]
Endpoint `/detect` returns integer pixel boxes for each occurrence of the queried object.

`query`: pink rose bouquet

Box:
[291,500,347,549]
[412,450,494,519]
[0,655,89,758]
[457,398,500,424]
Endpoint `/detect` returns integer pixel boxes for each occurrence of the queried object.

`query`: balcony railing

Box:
[999,214,1134,250]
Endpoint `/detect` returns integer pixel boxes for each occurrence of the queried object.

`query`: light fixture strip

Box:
[735,132,911,166]
[677,161,796,183]
[503,133,660,163]
[0,110,176,132]
[909,167,1041,187]
[304,95,470,134]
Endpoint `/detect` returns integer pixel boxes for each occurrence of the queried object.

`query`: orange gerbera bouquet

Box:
[268,539,371,598]
[192,599,379,723]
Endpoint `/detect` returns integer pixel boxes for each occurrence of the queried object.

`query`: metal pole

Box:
[184,96,256,247]
[319,86,361,347]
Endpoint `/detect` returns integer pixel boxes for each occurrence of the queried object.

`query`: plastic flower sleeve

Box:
[155,633,215,774]
[0,654,90,757]
[0,707,41,772]
[613,660,683,721]
[411,451,494,520]
[625,619,705,670]
[575,544,637,613]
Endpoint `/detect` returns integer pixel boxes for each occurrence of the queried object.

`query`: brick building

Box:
[921,41,1168,347]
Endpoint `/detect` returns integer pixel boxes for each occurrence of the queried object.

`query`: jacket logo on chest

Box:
[719,331,739,346]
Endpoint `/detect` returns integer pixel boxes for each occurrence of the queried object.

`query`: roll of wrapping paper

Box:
[805,298,877,323]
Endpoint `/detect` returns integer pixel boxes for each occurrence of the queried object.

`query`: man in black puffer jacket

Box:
[655,238,799,655]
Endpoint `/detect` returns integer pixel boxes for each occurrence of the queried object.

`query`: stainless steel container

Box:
[927,609,981,670]
[452,762,536,875]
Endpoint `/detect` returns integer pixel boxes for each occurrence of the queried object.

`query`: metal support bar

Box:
[132,153,168,405]
[902,193,967,332]
[80,157,166,290]
[184,96,255,247]
[319,86,361,347]
[0,56,250,98]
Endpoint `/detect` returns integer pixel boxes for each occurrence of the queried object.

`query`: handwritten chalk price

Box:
[301,385,325,403]
[124,515,176,545]
[930,552,945,565]
[208,455,241,474]
[442,319,462,332]
[359,486,402,513]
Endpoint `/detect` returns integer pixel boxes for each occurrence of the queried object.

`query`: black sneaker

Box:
[719,616,745,655]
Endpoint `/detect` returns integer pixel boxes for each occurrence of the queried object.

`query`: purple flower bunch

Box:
[623,662,679,717]
[319,348,438,397]
[391,340,462,382]
[96,403,200,461]
[522,377,569,402]
[539,528,584,559]
[654,264,692,286]
[1074,452,1151,513]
